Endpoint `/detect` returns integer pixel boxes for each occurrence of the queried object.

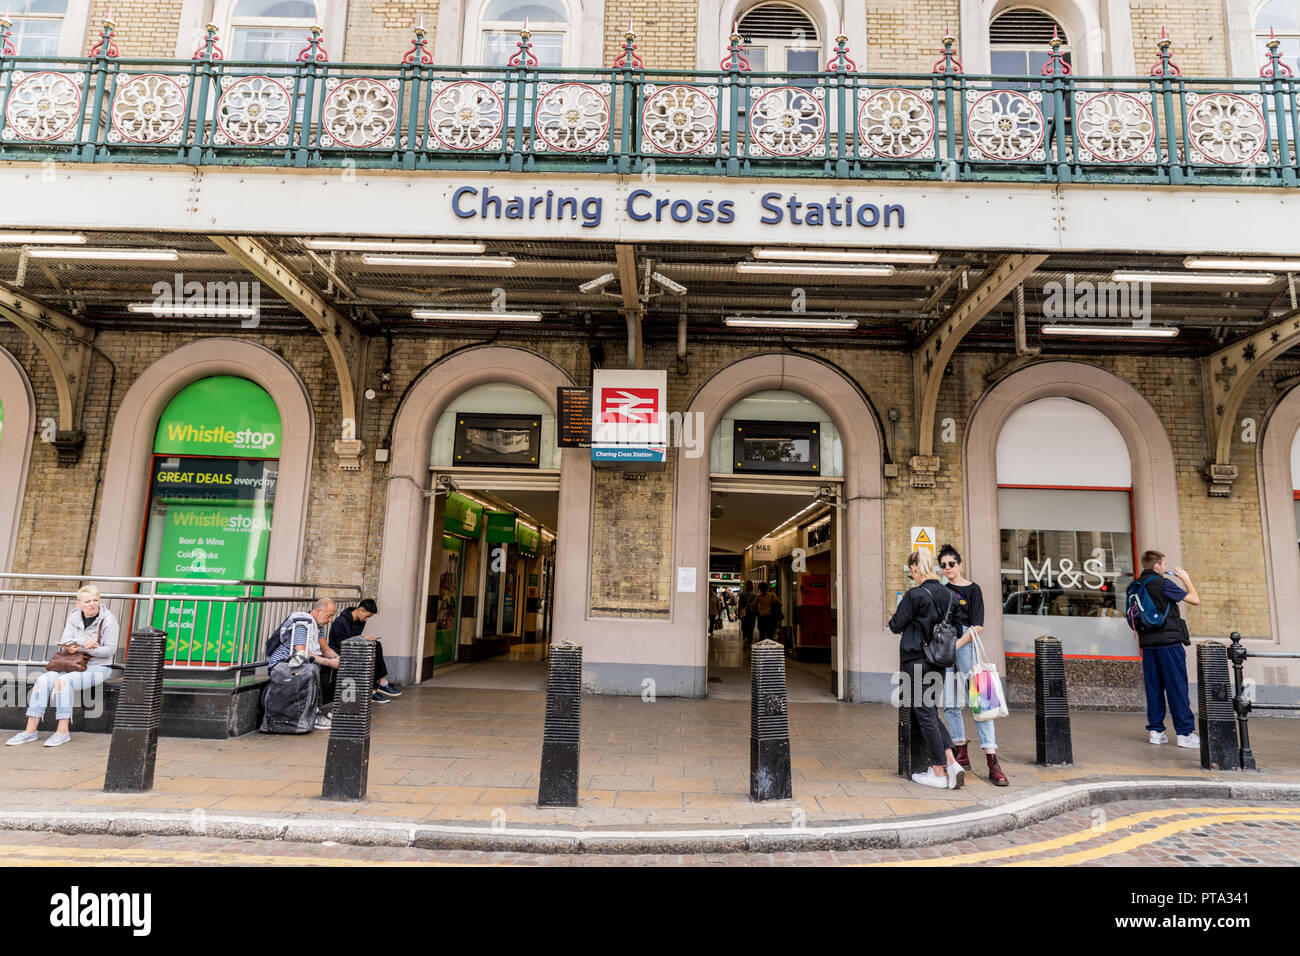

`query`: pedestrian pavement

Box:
[1,684,1298,835]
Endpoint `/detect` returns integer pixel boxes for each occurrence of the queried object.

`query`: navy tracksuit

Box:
[1135,570,1195,736]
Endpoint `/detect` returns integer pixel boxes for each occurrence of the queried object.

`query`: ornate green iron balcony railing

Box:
[0,17,1296,186]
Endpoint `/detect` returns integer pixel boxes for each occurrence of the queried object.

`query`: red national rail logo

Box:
[599,388,659,424]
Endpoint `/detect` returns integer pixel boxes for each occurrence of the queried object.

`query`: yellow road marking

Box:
[863,806,1298,867]
[1008,810,1300,867]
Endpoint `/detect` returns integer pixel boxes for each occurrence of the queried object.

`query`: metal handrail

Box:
[0,574,361,673]
[1227,631,1300,771]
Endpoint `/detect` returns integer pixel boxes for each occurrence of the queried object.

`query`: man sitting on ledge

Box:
[328,598,401,705]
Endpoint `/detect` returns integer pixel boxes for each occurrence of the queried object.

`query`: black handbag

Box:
[919,584,959,669]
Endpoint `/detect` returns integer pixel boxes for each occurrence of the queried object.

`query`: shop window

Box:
[996,397,1136,659]
[453,412,542,468]
[732,420,821,474]
[7,0,66,58]
[1291,425,1300,549]
[480,0,567,67]
[709,389,843,477]
[137,376,282,666]
[736,1,820,73]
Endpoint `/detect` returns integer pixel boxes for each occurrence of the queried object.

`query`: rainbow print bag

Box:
[968,632,1009,721]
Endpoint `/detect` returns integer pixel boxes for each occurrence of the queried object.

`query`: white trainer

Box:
[1176,732,1201,749]
[5,731,38,746]
[43,732,71,747]
[910,770,948,789]
[1149,730,1169,745]
[945,761,966,790]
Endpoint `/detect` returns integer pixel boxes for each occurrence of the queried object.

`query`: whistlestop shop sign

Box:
[153,376,282,459]
[591,369,667,466]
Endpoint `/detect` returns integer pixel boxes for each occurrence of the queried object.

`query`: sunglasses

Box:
[940,560,959,568]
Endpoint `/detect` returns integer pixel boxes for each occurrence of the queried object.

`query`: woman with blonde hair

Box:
[6,585,119,747]
[888,549,964,789]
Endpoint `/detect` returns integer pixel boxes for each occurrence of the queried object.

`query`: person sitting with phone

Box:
[6,585,119,748]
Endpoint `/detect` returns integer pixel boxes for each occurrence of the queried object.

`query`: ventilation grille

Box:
[990,7,1067,45]
[738,3,819,41]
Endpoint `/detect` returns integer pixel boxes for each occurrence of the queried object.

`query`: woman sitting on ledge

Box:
[6,585,119,748]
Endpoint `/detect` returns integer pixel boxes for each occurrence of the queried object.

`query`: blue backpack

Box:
[1125,577,1170,632]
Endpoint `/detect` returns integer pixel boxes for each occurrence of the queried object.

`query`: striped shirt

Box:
[267,612,322,668]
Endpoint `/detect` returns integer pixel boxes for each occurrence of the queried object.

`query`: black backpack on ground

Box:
[259,656,320,734]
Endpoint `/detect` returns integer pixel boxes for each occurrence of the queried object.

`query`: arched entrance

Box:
[1256,385,1300,662]
[963,361,1182,702]
[678,353,888,701]
[0,344,36,572]
[374,346,585,687]
[91,339,314,583]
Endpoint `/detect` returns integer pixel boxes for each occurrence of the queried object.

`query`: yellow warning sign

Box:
[910,526,936,557]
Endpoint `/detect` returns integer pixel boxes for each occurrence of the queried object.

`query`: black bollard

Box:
[1227,632,1256,771]
[896,669,930,778]
[103,626,167,793]
[538,641,581,808]
[1034,635,1073,766]
[1196,641,1240,771]
[750,639,792,800]
[321,636,377,801]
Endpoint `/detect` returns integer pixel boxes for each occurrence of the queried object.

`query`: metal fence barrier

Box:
[0,573,361,676]
[1228,631,1300,771]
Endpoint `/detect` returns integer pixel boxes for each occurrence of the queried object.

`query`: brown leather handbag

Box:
[47,648,91,672]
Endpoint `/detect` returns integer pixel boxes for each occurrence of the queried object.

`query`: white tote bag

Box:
[968,632,1009,721]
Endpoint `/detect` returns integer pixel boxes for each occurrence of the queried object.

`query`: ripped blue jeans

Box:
[26,667,112,722]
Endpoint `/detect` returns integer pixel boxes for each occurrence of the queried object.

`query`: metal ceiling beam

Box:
[615,243,643,369]
[209,235,366,469]
[910,253,1048,487]
[0,282,93,463]
[1201,307,1300,497]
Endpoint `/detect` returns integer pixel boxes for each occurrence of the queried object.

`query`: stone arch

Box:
[91,339,315,584]
[679,352,888,700]
[0,344,36,572]
[373,346,584,682]
[963,360,1182,662]
[1256,385,1300,652]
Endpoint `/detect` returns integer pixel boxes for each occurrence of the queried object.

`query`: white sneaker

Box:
[1149,730,1169,745]
[910,770,948,789]
[43,732,71,747]
[5,731,38,746]
[313,715,332,731]
[945,761,966,790]
[1176,733,1200,749]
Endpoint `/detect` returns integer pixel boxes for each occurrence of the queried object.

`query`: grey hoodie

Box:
[58,607,119,665]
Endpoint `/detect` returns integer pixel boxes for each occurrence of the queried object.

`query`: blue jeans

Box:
[943,634,996,752]
[25,667,111,722]
[1142,644,1195,736]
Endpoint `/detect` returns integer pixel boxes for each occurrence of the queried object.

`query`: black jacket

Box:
[889,579,952,665]
[1134,570,1188,648]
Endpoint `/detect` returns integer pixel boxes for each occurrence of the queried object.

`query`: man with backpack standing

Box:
[1128,550,1201,749]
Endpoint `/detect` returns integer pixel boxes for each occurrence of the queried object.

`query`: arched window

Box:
[1257,0,1300,75]
[736,1,820,73]
[230,0,318,60]
[989,6,1070,74]
[480,0,568,67]
[7,0,67,58]
[709,389,843,477]
[996,397,1137,659]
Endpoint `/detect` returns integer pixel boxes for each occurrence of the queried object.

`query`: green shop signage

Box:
[154,376,282,458]
[443,492,483,537]
[485,511,516,544]
[515,522,539,557]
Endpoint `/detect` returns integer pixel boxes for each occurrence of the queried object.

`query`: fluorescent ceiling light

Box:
[1110,270,1274,285]
[128,303,257,318]
[725,315,859,329]
[0,232,85,244]
[307,239,486,254]
[1183,256,1300,272]
[737,261,894,277]
[26,247,179,261]
[753,247,937,264]
[1041,324,1179,338]
[363,255,515,269]
[411,309,542,322]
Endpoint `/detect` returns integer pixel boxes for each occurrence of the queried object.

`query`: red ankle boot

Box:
[986,753,1009,787]
[953,743,971,770]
